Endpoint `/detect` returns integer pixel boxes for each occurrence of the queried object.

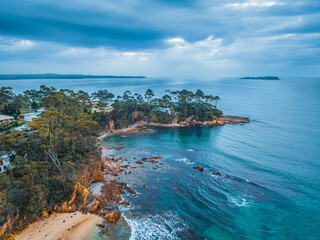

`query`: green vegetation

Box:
[0,121,25,132]
[93,88,222,129]
[0,86,221,235]
[0,88,100,234]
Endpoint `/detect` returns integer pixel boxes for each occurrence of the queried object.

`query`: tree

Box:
[92,90,115,104]
[213,96,220,107]
[0,87,14,103]
[145,89,154,103]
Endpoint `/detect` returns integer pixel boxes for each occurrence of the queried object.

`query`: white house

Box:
[18,108,45,122]
[0,152,14,174]
[18,112,39,122]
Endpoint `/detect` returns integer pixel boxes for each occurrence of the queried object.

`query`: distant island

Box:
[0,73,146,80]
[240,76,280,80]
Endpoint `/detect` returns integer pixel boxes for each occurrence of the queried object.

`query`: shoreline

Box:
[13,115,249,240]
[98,115,250,139]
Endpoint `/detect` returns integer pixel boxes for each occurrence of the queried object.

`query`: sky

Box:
[0,0,319,78]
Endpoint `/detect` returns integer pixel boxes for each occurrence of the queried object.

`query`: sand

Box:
[15,211,103,240]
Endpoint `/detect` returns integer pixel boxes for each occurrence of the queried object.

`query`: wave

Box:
[124,211,187,240]
[187,149,194,152]
[176,157,194,165]
[227,195,251,207]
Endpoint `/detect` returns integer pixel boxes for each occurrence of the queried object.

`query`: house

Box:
[18,108,45,122]
[91,99,101,106]
[154,107,173,115]
[91,105,113,113]
[36,107,45,115]
[0,115,14,125]
[18,112,39,122]
[0,151,15,174]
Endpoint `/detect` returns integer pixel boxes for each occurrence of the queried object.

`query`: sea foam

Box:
[176,157,194,165]
[124,212,186,240]
[227,195,251,207]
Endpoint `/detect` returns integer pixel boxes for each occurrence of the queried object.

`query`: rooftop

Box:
[20,112,39,116]
[0,115,14,121]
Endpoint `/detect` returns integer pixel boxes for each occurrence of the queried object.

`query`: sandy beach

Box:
[15,211,103,240]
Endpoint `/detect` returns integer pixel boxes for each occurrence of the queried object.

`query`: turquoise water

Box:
[2,77,320,239]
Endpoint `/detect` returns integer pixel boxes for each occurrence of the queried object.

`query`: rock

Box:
[68,182,89,206]
[136,160,143,164]
[92,161,104,183]
[141,157,160,163]
[41,211,49,218]
[104,211,121,224]
[97,223,105,228]
[55,182,89,213]
[121,200,130,206]
[193,166,204,172]
[212,172,222,176]
[83,199,100,213]
[114,166,121,174]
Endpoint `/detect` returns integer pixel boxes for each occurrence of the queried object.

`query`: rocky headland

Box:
[7,115,249,240]
[99,115,250,139]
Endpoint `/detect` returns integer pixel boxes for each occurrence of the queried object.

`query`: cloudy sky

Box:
[0,0,319,77]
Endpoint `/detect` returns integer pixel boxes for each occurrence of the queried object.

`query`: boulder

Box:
[104,211,121,224]
[121,200,130,207]
[92,161,104,183]
[193,166,204,172]
[212,172,222,176]
[136,160,143,164]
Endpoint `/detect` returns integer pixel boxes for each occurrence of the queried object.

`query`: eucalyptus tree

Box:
[0,87,14,103]
[162,94,172,108]
[134,93,145,105]
[213,96,220,107]
[92,90,115,104]
[145,89,154,103]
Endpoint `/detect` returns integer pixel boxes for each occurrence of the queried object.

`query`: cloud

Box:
[0,0,319,77]
[226,1,284,8]
[0,37,35,51]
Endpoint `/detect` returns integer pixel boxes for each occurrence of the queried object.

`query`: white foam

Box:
[227,195,251,207]
[176,157,194,165]
[187,149,194,152]
[123,212,186,240]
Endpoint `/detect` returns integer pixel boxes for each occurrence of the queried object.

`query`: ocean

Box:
[1,77,320,239]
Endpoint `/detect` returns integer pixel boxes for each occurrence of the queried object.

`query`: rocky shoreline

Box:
[10,115,249,239]
[98,116,250,139]
[10,145,165,239]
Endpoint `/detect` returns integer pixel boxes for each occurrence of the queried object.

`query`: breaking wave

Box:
[176,157,194,165]
[124,212,187,240]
